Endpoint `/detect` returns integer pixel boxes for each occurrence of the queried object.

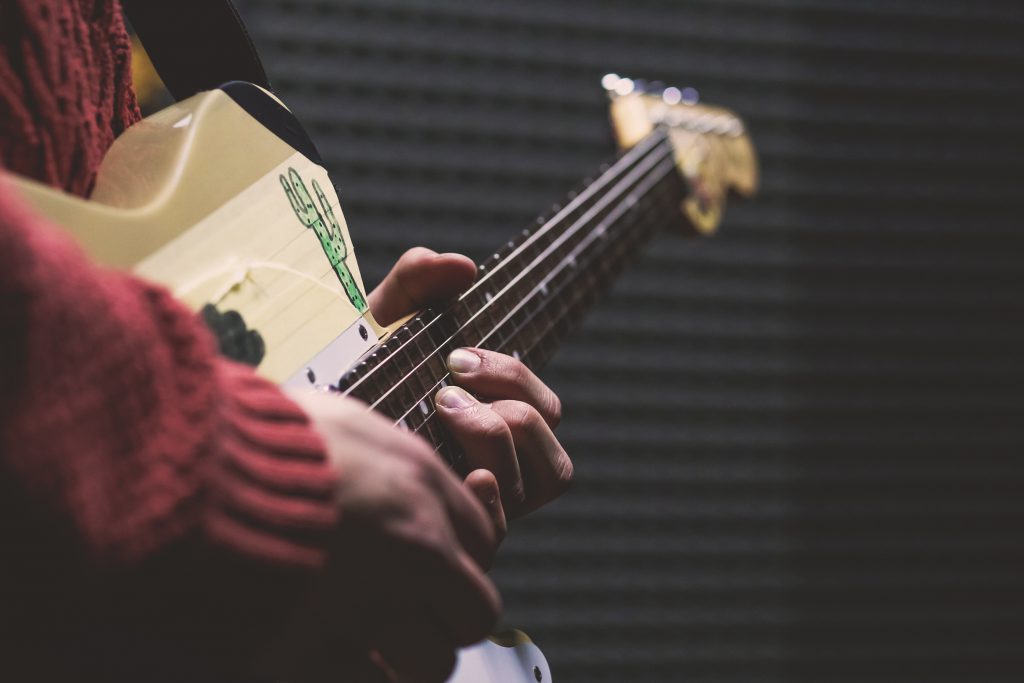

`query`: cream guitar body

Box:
[13,83,384,384]
[9,78,756,683]
[9,81,551,683]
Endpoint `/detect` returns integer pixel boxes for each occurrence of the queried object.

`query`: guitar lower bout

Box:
[449,631,552,683]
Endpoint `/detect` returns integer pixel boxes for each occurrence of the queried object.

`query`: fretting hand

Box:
[369,247,574,537]
[285,247,573,683]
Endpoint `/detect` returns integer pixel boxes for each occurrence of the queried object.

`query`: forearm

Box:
[0,177,337,568]
[0,177,341,677]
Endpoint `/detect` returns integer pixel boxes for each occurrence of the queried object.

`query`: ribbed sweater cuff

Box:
[209,361,337,570]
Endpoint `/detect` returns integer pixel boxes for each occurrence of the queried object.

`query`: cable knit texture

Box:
[0,0,339,678]
[0,0,139,195]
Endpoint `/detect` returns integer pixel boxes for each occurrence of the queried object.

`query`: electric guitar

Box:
[10,74,757,682]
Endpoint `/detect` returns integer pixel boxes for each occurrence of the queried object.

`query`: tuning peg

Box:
[601,73,637,97]
[601,73,621,91]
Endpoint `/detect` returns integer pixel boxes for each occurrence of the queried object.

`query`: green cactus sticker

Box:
[280,168,368,312]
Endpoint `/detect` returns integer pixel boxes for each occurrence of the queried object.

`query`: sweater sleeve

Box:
[0,174,337,576]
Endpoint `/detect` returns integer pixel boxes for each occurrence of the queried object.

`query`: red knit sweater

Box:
[0,1,338,678]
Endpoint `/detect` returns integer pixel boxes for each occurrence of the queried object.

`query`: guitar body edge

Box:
[5,83,554,682]
[8,84,375,383]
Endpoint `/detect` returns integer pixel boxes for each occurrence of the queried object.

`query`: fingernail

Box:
[436,386,475,409]
[447,348,481,374]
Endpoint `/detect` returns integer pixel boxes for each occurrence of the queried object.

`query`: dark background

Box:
[232,1,1024,681]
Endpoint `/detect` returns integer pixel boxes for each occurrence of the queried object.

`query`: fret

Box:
[389,343,416,377]
[445,300,469,330]
[487,269,513,297]
[480,251,502,277]
[414,403,451,461]
[425,347,449,380]
[512,171,685,365]
[454,301,483,345]
[402,398,426,433]
[423,310,450,348]
[462,287,487,318]
[336,359,366,394]
[406,314,426,333]
[503,183,679,362]
[483,302,503,343]
[506,307,529,348]
[398,376,426,421]
[399,366,428,409]
[411,322,432,360]
[489,318,512,350]
[518,304,545,355]
[461,312,492,349]
[378,389,408,423]
[417,325,448,382]
[346,132,690,465]
[344,360,380,404]
[368,349,400,394]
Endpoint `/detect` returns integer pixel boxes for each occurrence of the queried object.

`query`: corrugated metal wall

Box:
[238,1,1024,680]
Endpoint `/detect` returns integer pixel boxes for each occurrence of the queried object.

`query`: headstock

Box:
[604,74,758,234]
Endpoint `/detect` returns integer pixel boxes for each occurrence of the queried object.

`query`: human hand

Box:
[287,390,500,683]
[369,248,574,533]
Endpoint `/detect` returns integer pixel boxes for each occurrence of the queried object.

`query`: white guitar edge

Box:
[282,314,379,390]
[449,633,551,683]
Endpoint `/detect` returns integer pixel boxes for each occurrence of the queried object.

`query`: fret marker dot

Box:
[540,284,549,296]
[439,380,448,389]
[512,350,521,361]
[418,400,430,416]
[485,292,493,302]
[399,419,410,431]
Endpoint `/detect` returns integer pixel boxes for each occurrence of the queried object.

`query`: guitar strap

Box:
[121,0,272,100]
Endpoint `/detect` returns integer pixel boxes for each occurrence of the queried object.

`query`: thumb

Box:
[368,247,477,325]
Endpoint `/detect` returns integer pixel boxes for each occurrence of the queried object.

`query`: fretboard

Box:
[338,128,687,469]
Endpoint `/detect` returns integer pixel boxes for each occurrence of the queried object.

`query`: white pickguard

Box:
[282,314,379,390]
[448,635,552,683]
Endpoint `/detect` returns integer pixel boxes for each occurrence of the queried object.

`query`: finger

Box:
[464,468,507,552]
[489,400,574,517]
[446,348,562,428]
[435,386,525,508]
[400,434,498,570]
[418,546,501,646]
[373,613,458,683]
[368,651,399,683]
[368,247,477,325]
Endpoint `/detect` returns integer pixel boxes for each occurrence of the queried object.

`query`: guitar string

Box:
[408,163,680,446]
[382,152,678,429]
[339,129,672,400]
[460,130,669,300]
[411,165,681,452]
[391,156,680,435]
[344,132,671,404]
[361,140,677,415]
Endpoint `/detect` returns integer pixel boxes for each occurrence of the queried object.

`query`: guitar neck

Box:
[340,128,686,467]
